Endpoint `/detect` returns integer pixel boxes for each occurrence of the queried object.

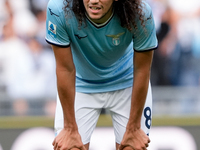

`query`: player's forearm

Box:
[56,68,77,130]
[126,50,153,129]
[127,71,150,129]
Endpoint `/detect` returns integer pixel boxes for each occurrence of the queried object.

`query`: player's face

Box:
[83,0,117,24]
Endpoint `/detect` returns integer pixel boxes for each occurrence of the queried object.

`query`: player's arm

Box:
[53,45,76,131]
[119,50,153,150]
[51,45,86,150]
[129,50,154,132]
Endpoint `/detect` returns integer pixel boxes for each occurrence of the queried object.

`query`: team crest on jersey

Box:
[106,32,125,46]
[48,21,57,38]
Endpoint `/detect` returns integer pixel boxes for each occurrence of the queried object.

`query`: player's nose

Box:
[89,0,99,4]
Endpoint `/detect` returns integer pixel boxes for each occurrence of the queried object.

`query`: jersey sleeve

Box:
[132,2,158,52]
[45,0,70,47]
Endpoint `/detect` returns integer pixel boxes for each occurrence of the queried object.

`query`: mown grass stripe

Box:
[0,115,200,129]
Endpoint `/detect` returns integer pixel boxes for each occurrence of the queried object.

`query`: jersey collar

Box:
[85,11,114,28]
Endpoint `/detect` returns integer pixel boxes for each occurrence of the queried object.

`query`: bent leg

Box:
[75,92,103,145]
[109,84,152,150]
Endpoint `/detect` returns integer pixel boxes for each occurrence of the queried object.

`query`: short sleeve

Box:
[132,2,158,52]
[45,0,70,47]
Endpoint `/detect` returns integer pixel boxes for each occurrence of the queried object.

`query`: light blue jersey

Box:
[45,0,158,93]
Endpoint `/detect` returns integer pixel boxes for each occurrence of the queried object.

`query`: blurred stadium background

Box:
[0,0,200,149]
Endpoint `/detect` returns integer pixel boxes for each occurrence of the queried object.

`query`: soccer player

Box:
[45,0,158,149]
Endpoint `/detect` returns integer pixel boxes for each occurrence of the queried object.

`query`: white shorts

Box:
[54,83,152,145]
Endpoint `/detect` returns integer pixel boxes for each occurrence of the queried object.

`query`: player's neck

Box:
[85,9,114,27]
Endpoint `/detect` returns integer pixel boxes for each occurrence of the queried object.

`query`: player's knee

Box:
[123,147,134,150]
[84,143,89,150]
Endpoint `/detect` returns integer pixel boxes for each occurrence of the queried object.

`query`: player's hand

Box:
[52,128,86,150]
[118,128,150,150]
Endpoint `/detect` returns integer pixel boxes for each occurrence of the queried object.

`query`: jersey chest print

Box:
[106,32,125,46]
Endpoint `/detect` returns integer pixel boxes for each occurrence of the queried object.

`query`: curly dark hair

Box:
[63,0,144,31]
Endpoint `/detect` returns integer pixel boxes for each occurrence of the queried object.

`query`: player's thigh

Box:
[110,84,152,144]
[109,87,132,144]
[75,92,102,145]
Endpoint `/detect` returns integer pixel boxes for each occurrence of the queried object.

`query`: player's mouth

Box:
[90,7,101,10]
[89,6,101,13]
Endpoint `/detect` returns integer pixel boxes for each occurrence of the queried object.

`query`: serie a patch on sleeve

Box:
[48,21,57,38]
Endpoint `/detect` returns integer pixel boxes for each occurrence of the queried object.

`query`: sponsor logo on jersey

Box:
[48,8,59,17]
[106,32,125,46]
[147,14,152,21]
[48,21,57,38]
[75,34,88,39]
